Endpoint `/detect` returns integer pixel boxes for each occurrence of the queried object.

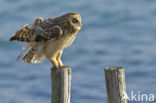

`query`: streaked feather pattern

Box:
[17,43,32,61]
[9,12,82,68]
[22,44,45,63]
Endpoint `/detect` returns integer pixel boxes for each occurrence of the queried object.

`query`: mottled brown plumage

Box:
[9,12,82,68]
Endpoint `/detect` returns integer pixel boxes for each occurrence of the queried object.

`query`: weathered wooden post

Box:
[51,66,71,103]
[104,66,127,103]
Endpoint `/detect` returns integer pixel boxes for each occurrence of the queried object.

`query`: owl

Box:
[9,12,82,68]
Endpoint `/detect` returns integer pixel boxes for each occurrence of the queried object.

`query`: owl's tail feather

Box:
[22,44,45,64]
[17,44,32,62]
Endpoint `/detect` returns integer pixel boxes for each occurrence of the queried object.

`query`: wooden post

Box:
[104,66,127,103]
[51,66,71,103]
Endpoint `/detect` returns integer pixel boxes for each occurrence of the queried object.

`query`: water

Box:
[0,0,156,103]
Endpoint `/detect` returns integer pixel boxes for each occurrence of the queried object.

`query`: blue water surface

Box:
[0,0,156,103]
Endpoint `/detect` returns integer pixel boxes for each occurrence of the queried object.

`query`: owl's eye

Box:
[72,19,78,23]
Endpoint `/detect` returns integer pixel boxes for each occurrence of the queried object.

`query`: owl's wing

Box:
[9,17,44,42]
[9,24,36,42]
[34,26,63,42]
[9,17,63,42]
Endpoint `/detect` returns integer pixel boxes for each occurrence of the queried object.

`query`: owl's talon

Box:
[53,65,59,69]
[50,59,59,69]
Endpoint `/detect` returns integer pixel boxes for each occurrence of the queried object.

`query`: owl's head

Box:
[63,12,82,31]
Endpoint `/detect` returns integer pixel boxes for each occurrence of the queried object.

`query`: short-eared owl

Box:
[9,12,82,68]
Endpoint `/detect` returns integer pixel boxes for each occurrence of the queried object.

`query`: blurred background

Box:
[0,0,156,103]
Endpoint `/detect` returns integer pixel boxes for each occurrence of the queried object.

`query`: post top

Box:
[51,66,71,71]
[105,66,124,71]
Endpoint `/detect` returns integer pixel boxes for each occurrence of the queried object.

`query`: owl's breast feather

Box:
[44,33,77,59]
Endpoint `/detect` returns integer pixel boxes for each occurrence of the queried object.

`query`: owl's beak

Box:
[77,22,82,30]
